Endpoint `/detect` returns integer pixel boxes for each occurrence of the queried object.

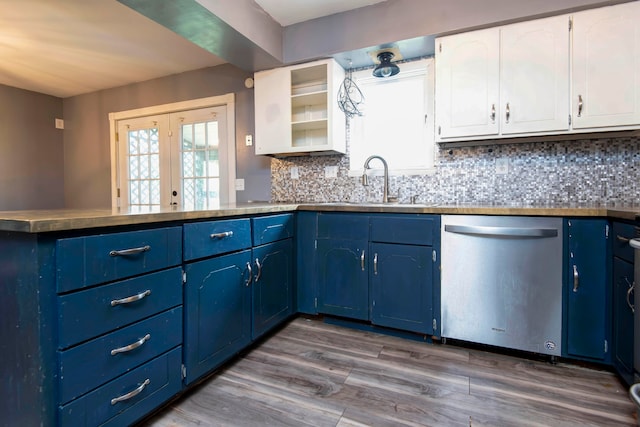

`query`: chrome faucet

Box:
[362,155,390,203]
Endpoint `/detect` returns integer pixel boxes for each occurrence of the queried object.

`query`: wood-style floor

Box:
[141,317,637,427]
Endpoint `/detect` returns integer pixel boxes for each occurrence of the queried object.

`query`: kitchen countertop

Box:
[0,202,638,233]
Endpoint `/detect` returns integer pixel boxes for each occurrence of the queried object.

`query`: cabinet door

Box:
[613,257,635,386]
[370,243,433,334]
[435,28,500,140]
[317,239,369,320]
[183,250,252,384]
[254,67,291,155]
[573,1,640,129]
[565,219,609,361]
[252,239,294,339]
[501,15,570,134]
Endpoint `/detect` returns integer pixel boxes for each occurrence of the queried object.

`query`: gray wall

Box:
[63,63,271,209]
[0,84,64,210]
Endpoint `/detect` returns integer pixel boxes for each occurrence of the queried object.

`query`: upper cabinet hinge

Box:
[568,115,571,126]
[182,270,187,284]
[569,17,572,31]
[439,43,442,53]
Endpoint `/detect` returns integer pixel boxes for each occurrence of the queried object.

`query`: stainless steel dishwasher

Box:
[441,215,563,356]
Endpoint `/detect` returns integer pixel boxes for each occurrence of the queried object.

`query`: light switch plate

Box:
[496,158,509,175]
[235,178,245,191]
[291,167,299,179]
[324,166,338,178]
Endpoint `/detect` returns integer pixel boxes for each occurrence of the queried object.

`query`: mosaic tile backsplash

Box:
[270,136,640,206]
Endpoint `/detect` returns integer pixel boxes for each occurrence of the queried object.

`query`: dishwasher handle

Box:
[444,224,558,238]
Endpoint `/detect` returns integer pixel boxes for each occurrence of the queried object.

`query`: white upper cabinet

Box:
[572,1,640,130]
[500,15,570,135]
[435,28,500,140]
[254,59,346,156]
[436,15,569,142]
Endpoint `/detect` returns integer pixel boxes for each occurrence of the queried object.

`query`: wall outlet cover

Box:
[496,158,509,175]
[235,178,245,191]
[324,166,338,178]
[291,166,299,179]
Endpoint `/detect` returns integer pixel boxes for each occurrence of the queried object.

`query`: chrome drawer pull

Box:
[110,334,151,356]
[111,290,151,307]
[618,235,631,243]
[626,277,635,314]
[109,245,151,257]
[210,231,233,239]
[111,378,150,405]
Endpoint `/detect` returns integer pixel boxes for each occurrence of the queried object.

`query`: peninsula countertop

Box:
[0,202,638,233]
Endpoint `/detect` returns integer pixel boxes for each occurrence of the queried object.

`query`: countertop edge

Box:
[0,203,637,233]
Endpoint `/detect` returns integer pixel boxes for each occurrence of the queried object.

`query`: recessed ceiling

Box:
[255,0,388,26]
[0,0,225,98]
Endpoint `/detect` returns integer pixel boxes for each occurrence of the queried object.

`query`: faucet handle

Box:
[410,195,419,204]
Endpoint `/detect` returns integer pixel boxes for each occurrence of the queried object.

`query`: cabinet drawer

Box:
[252,214,294,246]
[370,215,437,246]
[317,213,369,240]
[59,347,182,427]
[56,227,182,293]
[183,218,251,261]
[58,267,182,349]
[612,221,640,262]
[58,307,182,404]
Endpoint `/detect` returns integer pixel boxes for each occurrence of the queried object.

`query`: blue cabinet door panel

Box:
[317,213,369,240]
[296,211,318,314]
[183,250,252,384]
[252,239,294,339]
[317,239,369,320]
[565,219,609,361]
[183,219,251,261]
[252,214,294,246]
[59,347,182,427]
[370,243,433,334]
[613,257,635,385]
[56,227,182,293]
[58,267,182,349]
[59,307,182,404]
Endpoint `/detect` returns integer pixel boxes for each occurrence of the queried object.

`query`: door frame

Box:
[108,93,236,210]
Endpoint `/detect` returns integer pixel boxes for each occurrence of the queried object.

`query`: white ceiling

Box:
[255,0,387,26]
[0,0,385,98]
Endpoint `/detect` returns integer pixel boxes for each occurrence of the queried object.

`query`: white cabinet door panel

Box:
[254,67,291,155]
[573,1,640,129]
[501,15,570,134]
[435,28,500,140]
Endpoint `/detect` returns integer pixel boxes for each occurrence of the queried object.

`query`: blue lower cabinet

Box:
[613,257,635,385]
[59,347,182,427]
[252,239,294,339]
[564,219,610,362]
[183,250,252,385]
[370,243,434,334]
[317,239,369,320]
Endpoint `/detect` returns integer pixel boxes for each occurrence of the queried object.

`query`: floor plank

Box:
[140,317,637,427]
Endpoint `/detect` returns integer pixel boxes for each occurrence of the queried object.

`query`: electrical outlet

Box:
[245,135,253,146]
[324,166,338,178]
[496,158,509,175]
[55,118,64,129]
[290,167,299,179]
[235,178,245,191]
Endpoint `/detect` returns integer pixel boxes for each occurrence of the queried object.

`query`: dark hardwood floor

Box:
[141,317,637,426]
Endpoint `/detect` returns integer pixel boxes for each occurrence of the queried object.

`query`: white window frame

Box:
[348,58,436,177]
[108,94,236,210]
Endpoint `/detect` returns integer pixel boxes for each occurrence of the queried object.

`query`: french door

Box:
[117,105,229,210]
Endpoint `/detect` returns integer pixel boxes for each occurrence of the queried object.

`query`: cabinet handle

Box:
[111,378,150,405]
[245,261,253,286]
[374,253,378,275]
[573,264,579,293]
[490,104,496,123]
[577,95,583,117]
[617,235,631,243]
[111,289,151,307]
[626,277,635,314]
[505,102,510,124]
[210,231,233,239]
[254,258,262,282]
[109,245,150,257]
[360,250,365,271]
[110,334,151,356]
